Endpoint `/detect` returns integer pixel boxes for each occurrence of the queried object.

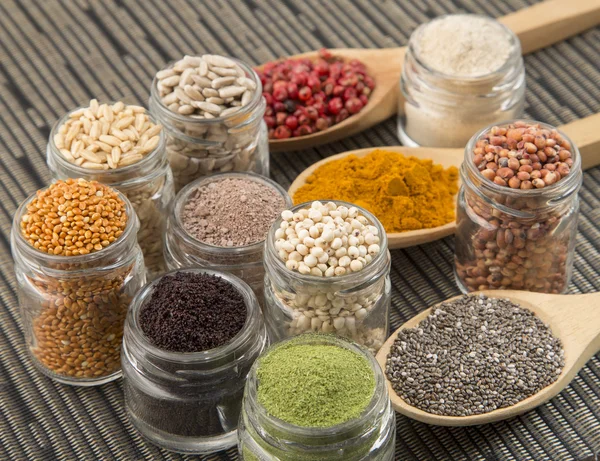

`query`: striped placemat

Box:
[0,1,598,460]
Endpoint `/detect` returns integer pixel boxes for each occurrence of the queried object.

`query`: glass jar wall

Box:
[397,15,525,148]
[11,190,145,386]
[149,59,269,193]
[263,201,391,354]
[238,334,396,460]
[455,121,582,293]
[164,172,292,306]
[46,108,174,279]
[122,268,268,454]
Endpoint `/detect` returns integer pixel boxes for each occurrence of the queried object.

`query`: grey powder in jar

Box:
[182,177,286,247]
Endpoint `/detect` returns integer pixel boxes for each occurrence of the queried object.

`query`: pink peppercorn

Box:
[256,48,374,139]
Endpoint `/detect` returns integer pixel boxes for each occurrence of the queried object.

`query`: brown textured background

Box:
[0,1,599,460]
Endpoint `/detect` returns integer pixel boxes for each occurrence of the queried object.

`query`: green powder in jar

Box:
[256,340,376,428]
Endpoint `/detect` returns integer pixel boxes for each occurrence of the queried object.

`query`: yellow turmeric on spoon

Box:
[293,149,459,233]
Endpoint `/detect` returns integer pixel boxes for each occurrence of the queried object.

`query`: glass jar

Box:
[164,172,292,306]
[149,58,269,193]
[46,108,174,279]
[455,120,582,294]
[263,201,391,354]
[122,268,268,454]
[11,189,145,386]
[238,334,396,461]
[397,14,525,148]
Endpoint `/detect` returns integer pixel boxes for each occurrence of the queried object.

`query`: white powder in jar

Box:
[399,14,525,148]
[415,15,511,77]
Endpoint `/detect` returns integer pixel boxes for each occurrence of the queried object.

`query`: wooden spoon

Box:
[288,113,600,250]
[264,0,600,152]
[375,290,600,426]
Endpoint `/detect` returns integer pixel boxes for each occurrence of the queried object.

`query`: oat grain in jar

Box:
[47,100,174,279]
[150,55,269,192]
[455,120,582,294]
[11,179,145,385]
[164,172,291,305]
[263,201,391,353]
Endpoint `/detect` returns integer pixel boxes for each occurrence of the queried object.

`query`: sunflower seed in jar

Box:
[53,99,162,169]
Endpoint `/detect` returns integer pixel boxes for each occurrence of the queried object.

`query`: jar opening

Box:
[172,172,292,255]
[410,14,522,82]
[150,58,263,126]
[266,200,388,283]
[461,120,583,205]
[47,105,167,185]
[245,334,386,441]
[12,186,140,268]
[128,268,261,362]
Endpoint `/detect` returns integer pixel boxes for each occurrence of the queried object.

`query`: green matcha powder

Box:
[256,341,376,428]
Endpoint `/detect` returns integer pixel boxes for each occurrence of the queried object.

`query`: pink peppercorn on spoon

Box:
[375,290,600,426]
[288,113,600,250]
[262,0,600,152]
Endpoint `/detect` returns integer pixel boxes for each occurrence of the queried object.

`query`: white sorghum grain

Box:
[275,201,381,275]
[54,100,162,169]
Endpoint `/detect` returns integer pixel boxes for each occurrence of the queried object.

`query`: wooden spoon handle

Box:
[559,113,600,170]
[500,0,600,54]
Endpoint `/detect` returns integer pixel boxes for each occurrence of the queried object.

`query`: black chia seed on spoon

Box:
[385,294,565,416]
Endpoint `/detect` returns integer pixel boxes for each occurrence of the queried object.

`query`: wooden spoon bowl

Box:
[287,114,600,250]
[375,290,600,426]
[261,0,600,152]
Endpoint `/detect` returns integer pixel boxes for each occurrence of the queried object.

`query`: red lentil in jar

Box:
[256,48,374,139]
[455,121,582,294]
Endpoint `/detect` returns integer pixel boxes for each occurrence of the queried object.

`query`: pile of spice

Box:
[256,336,376,427]
[474,121,573,189]
[182,177,286,247]
[156,55,257,118]
[385,295,564,416]
[20,179,131,379]
[54,99,162,169]
[257,48,374,139]
[293,150,459,232]
[456,121,577,293]
[270,201,387,353]
[400,14,524,148]
[139,271,247,352]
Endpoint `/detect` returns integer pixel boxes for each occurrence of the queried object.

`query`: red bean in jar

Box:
[455,120,582,294]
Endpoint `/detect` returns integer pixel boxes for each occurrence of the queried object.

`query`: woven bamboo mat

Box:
[0,1,598,460]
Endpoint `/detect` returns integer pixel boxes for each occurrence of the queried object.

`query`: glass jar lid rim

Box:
[245,333,386,437]
[150,57,263,124]
[409,14,522,81]
[128,268,261,361]
[47,104,167,180]
[12,185,139,264]
[172,171,293,253]
[267,199,388,282]
[462,119,583,199]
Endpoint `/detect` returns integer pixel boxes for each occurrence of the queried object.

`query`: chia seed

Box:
[385,294,565,416]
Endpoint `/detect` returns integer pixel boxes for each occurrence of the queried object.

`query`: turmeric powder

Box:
[293,149,459,233]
